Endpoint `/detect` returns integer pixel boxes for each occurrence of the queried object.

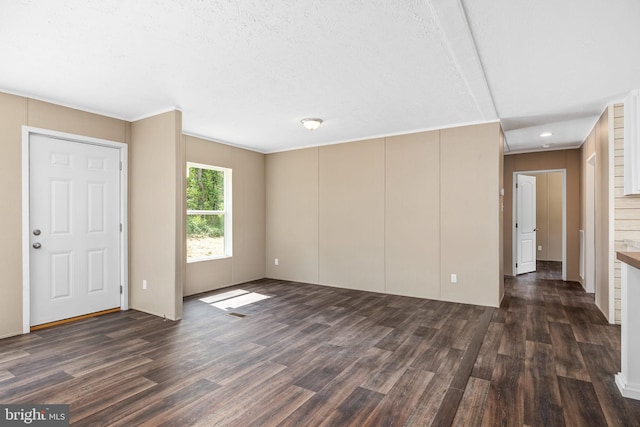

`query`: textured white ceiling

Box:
[1,0,638,153]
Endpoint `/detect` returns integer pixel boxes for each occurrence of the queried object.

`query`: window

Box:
[186,163,232,262]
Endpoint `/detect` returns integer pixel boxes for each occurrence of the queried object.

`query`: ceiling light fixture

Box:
[540,132,553,137]
[301,118,323,131]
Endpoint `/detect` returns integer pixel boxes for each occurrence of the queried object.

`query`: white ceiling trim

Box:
[505,145,582,156]
[265,118,501,154]
[182,131,267,154]
[0,85,131,122]
[129,106,183,123]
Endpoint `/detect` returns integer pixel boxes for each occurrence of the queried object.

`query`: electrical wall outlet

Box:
[143,279,147,290]
[275,258,279,266]
[450,274,457,284]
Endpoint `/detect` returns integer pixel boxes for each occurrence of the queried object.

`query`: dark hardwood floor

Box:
[2,262,640,426]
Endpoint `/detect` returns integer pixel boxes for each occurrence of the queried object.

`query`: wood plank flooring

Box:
[2,261,640,426]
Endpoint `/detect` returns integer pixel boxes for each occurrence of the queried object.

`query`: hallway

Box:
[477,262,640,425]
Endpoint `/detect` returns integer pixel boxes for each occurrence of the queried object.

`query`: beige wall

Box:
[385,131,441,299]
[130,111,184,320]
[440,124,503,306]
[531,172,563,261]
[319,139,386,292]
[0,92,129,339]
[266,122,504,307]
[503,150,581,281]
[184,135,265,296]
[265,148,319,283]
[27,99,130,143]
[580,108,611,320]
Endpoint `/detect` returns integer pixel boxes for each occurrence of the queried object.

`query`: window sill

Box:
[187,255,232,264]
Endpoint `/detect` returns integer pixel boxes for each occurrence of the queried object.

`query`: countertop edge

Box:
[617,251,640,270]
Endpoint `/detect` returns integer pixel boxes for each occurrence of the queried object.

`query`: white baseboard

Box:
[616,373,640,400]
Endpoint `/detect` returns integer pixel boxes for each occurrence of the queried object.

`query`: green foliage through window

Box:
[186,164,230,260]
[187,167,224,211]
[187,214,224,238]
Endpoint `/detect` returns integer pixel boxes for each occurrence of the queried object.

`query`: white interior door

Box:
[516,174,537,274]
[29,134,121,326]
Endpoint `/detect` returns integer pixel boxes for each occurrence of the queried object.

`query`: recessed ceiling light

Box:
[301,118,323,131]
[540,132,553,137]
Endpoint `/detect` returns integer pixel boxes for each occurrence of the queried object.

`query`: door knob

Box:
[32,242,41,249]
[33,229,41,236]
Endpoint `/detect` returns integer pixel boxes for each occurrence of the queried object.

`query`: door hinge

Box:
[516,223,518,228]
[516,183,518,188]
[120,223,122,232]
[516,263,518,268]
[120,285,123,294]
[120,161,123,171]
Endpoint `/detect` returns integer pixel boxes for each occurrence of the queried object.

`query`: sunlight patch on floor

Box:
[199,289,249,304]
[200,289,271,311]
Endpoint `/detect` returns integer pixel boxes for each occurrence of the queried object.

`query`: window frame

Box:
[186,162,232,262]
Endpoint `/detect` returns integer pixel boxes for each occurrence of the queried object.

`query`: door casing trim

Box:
[21,126,129,334]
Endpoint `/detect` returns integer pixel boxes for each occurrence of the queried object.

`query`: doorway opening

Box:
[513,169,567,281]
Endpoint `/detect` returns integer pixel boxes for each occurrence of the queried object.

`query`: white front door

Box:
[29,134,121,326]
[516,174,537,274]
